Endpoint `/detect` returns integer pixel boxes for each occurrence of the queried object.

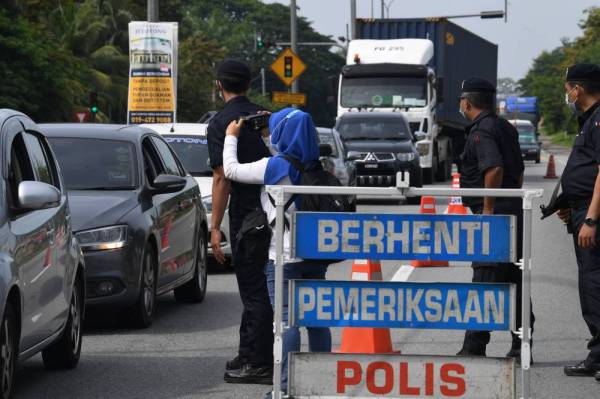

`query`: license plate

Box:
[364,164,378,169]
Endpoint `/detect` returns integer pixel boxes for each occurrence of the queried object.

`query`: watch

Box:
[584,217,598,226]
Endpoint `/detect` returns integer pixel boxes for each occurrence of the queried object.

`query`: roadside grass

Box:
[550,133,575,147]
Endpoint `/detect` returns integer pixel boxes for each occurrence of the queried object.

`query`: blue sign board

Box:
[293,212,515,262]
[290,280,515,331]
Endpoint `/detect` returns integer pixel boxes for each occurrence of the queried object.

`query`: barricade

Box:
[267,174,543,399]
[411,196,449,267]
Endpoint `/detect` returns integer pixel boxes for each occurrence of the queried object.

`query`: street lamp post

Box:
[147,0,159,22]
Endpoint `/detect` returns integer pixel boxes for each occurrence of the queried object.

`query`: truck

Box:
[504,96,540,134]
[338,18,498,183]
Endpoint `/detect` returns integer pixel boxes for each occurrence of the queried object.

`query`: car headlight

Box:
[76,225,128,251]
[396,152,415,162]
[416,142,430,156]
[202,195,212,213]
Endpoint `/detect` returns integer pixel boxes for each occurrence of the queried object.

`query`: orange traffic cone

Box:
[338,259,394,353]
[444,172,468,215]
[412,197,449,267]
[544,154,558,179]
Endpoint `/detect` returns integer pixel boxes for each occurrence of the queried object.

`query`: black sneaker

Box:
[564,360,600,377]
[224,363,273,385]
[456,348,486,357]
[226,355,247,371]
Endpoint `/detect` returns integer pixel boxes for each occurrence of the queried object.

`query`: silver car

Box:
[317,127,356,187]
[0,109,85,398]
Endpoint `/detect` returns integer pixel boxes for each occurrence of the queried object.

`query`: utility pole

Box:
[350,0,356,40]
[381,0,384,18]
[290,0,299,93]
[148,0,159,22]
[261,67,266,96]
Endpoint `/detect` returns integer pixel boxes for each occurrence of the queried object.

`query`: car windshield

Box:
[515,124,535,134]
[341,77,427,108]
[49,138,138,190]
[163,135,212,176]
[519,132,537,144]
[336,118,411,141]
[318,133,339,157]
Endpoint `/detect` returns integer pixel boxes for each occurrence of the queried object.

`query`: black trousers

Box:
[229,209,274,367]
[462,200,535,353]
[570,206,600,364]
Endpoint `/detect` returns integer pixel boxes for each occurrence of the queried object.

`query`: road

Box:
[15,149,600,398]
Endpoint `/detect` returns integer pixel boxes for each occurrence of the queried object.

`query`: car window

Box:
[151,136,183,176]
[142,138,164,184]
[163,135,212,176]
[318,133,339,157]
[8,133,35,208]
[336,118,412,141]
[49,138,138,190]
[23,132,54,187]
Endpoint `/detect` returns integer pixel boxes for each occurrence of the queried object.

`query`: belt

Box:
[568,198,591,209]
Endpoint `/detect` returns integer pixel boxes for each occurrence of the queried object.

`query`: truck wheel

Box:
[42,277,83,369]
[435,159,448,182]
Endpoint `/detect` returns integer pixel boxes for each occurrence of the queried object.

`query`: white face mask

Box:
[565,87,578,113]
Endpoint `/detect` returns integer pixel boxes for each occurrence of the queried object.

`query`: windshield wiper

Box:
[191,171,213,177]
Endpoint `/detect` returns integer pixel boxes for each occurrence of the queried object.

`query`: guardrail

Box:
[266,173,543,399]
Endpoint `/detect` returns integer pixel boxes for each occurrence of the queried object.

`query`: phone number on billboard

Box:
[130,116,173,124]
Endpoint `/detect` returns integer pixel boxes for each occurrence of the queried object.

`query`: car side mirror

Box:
[414,131,427,141]
[18,181,60,210]
[152,174,187,194]
[319,144,333,157]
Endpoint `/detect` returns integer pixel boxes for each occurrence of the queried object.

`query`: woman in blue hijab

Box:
[223,108,331,396]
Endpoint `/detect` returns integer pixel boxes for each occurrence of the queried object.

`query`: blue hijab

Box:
[264,108,320,185]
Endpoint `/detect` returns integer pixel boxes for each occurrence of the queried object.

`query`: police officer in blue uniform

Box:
[456,77,534,359]
[207,59,274,384]
[556,64,600,380]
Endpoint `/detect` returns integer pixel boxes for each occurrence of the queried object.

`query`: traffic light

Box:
[89,91,99,115]
[256,33,265,50]
[284,56,293,78]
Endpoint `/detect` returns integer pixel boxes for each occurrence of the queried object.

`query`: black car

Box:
[335,112,423,189]
[42,124,208,328]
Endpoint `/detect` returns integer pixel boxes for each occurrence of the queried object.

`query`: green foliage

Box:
[520,7,600,135]
[1,0,344,125]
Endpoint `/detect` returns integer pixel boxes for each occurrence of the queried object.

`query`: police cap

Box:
[565,63,600,82]
[461,77,496,94]
[216,59,251,82]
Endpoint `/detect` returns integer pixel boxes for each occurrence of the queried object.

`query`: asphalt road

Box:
[15,150,600,398]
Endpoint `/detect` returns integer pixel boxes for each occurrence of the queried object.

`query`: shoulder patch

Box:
[474,133,480,143]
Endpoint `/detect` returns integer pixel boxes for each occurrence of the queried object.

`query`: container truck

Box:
[338,18,498,183]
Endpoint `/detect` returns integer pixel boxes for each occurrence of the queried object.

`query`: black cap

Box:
[216,59,251,82]
[461,77,496,94]
[565,63,600,82]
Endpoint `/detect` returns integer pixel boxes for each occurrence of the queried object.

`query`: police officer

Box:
[556,64,600,380]
[207,59,273,384]
[456,77,534,359]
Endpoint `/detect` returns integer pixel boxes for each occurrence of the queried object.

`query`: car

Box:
[140,123,232,266]
[317,127,356,187]
[335,112,423,193]
[42,124,208,328]
[0,109,85,398]
[509,119,541,163]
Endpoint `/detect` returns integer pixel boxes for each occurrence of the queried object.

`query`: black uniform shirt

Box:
[562,100,600,200]
[207,96,271,214]
[459,111,524,207]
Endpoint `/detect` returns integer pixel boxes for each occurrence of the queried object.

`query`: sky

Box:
[263,0,599,79]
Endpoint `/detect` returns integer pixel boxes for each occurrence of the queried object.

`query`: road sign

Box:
[270,48,307,86]
[75,111,89,123]
[289,280,515,331]
[292,212,516,262]
[272,91,307,106]
[289,353,515,399]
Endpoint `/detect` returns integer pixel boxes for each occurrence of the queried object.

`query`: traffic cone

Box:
[544,154,558,179]
[412,197,449,267]
[444,172,468,215]
[338,259,395,353]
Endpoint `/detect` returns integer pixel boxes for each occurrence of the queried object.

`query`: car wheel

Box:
[130,245,157,328]
[42,277,83,370]
[536,154,541,164]
[0,304,17,399]
[174,231,208,303]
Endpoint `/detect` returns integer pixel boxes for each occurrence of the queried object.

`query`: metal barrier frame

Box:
[266,181,543,399]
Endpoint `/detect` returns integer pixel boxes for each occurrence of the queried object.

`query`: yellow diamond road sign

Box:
[270,48,307,87]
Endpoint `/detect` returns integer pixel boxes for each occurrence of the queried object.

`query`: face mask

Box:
[565,87,578,113]
[459,105,466,119]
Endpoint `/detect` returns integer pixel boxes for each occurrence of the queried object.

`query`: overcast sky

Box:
[263,0,599,79]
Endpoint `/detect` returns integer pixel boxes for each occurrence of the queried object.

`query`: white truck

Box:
[337,38,451,183]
